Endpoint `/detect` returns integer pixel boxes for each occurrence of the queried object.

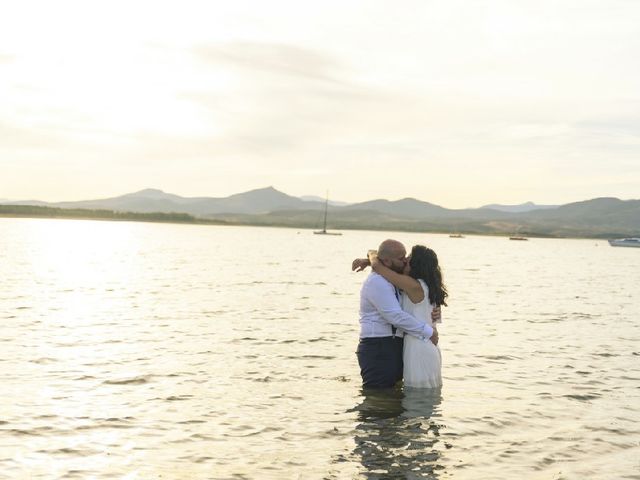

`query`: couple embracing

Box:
[352,239,448,389]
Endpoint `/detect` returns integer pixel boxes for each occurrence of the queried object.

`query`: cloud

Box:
[179,41,411,159]
[193,41,348,85]
[0,121,66,150]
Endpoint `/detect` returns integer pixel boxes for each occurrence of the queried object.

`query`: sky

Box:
[1,0,639,208]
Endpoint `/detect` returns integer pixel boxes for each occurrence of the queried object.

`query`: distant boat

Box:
[509,226,527,241]
[449,233,464,238]
[314,193,342,236]
[608,237,640,248]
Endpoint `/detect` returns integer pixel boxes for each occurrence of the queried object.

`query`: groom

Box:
[352,239,438,389]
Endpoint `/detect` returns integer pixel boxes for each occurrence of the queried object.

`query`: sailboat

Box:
[314,193,342,235]
[509,225,528,241]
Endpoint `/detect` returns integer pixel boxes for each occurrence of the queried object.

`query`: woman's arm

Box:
[351,250,378,272]
[351,258,370,272]
[368,252,425,303]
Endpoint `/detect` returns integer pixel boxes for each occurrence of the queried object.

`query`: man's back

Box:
[358,272,432,340]
[359,272,397,338]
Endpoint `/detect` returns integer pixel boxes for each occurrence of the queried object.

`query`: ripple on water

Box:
[307,336,329,343]
[63,470,94,479]
[164,395,194,401]
[563,393,602,401]
[189,433,219,442]
[29,357,58,364]
[103,375,153,385]
[37,447,100,456]
[176,419,207,425]
[223,425,281,438]
[478,355,522,362]
[282,355,335,360]
[5,426,57,437]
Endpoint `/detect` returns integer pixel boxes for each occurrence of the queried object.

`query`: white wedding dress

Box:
[401,279,442,388]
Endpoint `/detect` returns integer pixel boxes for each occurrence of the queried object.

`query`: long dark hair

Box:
[408,245,448,306]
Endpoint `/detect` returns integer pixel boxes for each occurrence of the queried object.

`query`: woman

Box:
[368,245,448,388]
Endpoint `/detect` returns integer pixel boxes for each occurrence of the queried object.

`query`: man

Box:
[352,239,439,389]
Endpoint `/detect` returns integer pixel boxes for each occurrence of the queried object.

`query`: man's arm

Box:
[432,306,442,323]
[368,275,434,340]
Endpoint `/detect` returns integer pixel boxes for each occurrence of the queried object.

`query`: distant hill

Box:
[481,201,558,213]
[299,195,351,206]
[217,187,309,214]
[2,188,639,238]
[516,197,640,237]
[343,198,454,219]
[9,186,324,216]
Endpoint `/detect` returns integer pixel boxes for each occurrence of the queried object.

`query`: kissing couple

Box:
[352,239,448,389]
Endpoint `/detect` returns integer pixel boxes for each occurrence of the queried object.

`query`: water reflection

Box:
[350,387,445,479]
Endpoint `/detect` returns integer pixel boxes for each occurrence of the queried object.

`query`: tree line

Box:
[0,205,222,225]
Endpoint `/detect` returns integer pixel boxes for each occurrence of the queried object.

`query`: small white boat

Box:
[608,237,640,248]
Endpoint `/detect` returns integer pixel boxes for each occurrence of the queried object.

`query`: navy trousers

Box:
[356,336,404,388]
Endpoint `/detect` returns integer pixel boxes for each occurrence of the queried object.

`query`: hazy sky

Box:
[1,0,639,208]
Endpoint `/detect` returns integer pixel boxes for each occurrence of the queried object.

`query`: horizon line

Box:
[1,186,637,211]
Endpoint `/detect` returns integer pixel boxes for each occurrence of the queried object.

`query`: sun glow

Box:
[2,0,640,205]
[28,219,136,288]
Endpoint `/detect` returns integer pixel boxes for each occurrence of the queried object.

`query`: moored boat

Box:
[608,237,640,248]
[313,192,342,235]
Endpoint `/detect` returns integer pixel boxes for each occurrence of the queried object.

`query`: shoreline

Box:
[0,206,626,240]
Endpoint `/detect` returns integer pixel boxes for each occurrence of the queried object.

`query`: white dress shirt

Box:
[358,272,434,340]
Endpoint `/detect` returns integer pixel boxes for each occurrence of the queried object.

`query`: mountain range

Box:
[3,187,639,238]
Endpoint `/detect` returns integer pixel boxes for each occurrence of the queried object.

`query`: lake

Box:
[1,218,638,479]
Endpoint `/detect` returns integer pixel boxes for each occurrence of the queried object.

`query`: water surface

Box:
[1,218,638,479]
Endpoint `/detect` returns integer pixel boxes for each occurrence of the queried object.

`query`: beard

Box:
[390,263,405,274]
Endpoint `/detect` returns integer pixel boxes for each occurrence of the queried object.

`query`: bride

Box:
[368,245,448,388]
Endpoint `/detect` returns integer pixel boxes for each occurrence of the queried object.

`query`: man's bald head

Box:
[377,239,405,260]
[377,239,407,273]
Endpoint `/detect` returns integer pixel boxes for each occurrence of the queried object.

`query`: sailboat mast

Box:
[323,194,328,232]
[313,190,341,235]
